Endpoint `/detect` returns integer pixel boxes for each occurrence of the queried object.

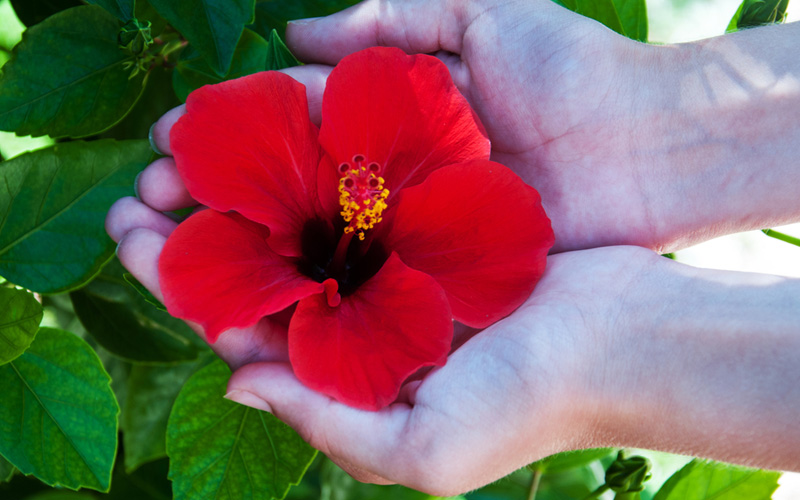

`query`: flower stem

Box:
[527,468,543,500]
[762,228,800,247]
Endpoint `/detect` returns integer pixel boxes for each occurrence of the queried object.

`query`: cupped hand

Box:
[284,0,665,252]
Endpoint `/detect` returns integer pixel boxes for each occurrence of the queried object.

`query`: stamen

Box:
[338,154,389,240]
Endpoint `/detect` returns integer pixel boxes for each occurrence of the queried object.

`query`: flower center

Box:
[338,154,389,241]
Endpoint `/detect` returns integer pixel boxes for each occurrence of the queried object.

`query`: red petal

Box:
[159,210,323,342]
[382,160,554,328]
[318,47,490,201]
[288,253,453,410]
[171,72,325,257]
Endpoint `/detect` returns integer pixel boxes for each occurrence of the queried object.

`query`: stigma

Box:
[338,154,389,240]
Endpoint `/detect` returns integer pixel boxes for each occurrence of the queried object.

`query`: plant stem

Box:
[527,468,542,500]
[762,228,800,247]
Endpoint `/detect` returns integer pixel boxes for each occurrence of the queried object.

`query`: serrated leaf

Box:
[0,5,147,138]
[0,453,15,482]
[167,359,317,500]
[122,354,214,473]
[86,0,135,21]
[0,327,119,492]
[0,139,152,294]
[530,448,614,473]
[8,0,82,28]
[0,287,42,365]
[71,288,197,364]
[727,0,789,31]
[250,0,359,39]
[123,273,166,311]
[149,0,255,76]
[172,27,267,102]
[653,459,780,500]
[265,29,299,71]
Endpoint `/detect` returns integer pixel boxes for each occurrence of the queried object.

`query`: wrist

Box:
[588,256,800,470]
[630,23,800,251]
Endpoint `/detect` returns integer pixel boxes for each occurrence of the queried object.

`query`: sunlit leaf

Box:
[0,287,42,365]
[167,359,317,500]
[653,459,780,500]
[727,0,789,31]
[0,328,118,492]
[0,139,152,294]
[531,448,615,473]
[0,6,147,138]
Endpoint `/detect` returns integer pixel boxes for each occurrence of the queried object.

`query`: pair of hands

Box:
[106,0,800,494]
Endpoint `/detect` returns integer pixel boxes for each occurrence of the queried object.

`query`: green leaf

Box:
[265,29,299,71]
[122,354,214,473]
[0,287,42,365]
[105,457,172,500]
[123,273,166,311]
[250,0,359,39]
[569,0,625,36]
[762,228,800,247]
[727,0,789,31]
[71,288,198,364]
[149,0,255,76]
[0,453,15,482]
[0,6,147,138]
[172,27,267,102]
[0,139,152,294]
[318,458,444,500]
[167,359,317,500]
[8,0,82,28]
[0,327,119,492]
[24,492,95,500]
[611,0,647,42]
[530,448,615,473]
[86,0,135,21]
[653,459,780,500]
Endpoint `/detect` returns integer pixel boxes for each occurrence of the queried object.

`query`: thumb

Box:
[285,0,474,65]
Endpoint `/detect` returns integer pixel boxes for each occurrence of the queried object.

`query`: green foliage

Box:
[148,0,255,76]
[762,228,800,247]
[0,454,15,482]
[167,359,317,500]
[0,6,148,138]
[0,139,152,294]
[553,0,648,42]
[653,459,780,500]
[265,29,301,70]
[122,354,214,473]
[531,448,615,473]
[123,272,166,311]
[8,0,82,28]
[0,328,118,491]
[250,0,360,39]
[727,0,789,31]
[172,28,269,102]
[0,287,42,365]
[86,0,136,21]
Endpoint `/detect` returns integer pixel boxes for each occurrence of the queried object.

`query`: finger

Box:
[279,64,332,126]
[285,0,472,65]
[136,157,196,212]
[227,363,421,485]
[115,227,169,302]
[106,196,178,243]
[149,105,186,156]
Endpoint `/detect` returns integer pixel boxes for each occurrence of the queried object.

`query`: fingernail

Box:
[148,122,163,155]
[224,390,273,413]
[133,171,143,199]
[287,16,321,26]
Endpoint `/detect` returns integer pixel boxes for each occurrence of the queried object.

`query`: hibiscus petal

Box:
[289,253,453,410]
[382,160,555,328]
[318,47,490,201]
[159,210,324,342]
[170,72,324,257]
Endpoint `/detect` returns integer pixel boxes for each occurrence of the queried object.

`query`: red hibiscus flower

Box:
[159,47,554,410]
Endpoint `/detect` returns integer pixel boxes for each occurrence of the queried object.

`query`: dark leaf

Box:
[250,0,359,39]
[167,359,317,500]
[86,0,136,21]
[0,454,14,482]
[148,0,255,76]
[0,6,148,138]
[265,29,300,71]
[172,28,267,102]
[0,287,42,365]
[123,272,166,311]
[8,0,82,27]
[0,328,118,492]
[0,139,152,294]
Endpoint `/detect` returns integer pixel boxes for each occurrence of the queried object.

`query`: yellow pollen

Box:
[338,155,389,240]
